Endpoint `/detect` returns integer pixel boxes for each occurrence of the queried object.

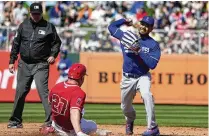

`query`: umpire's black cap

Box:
[30,2,43,14]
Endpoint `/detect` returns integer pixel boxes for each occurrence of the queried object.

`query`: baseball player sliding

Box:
[108,16,161,136]
[40,63,97,136]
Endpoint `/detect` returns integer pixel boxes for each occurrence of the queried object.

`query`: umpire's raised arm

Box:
[50,24,62,59]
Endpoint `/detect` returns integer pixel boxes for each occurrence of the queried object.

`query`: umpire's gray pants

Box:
[9,59,51,123]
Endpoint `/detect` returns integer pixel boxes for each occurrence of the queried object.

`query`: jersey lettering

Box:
[142,47,150,53]
[51,94,68,116]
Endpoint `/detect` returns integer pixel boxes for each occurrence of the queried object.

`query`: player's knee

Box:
[121,103,124,110]
[81,119,97,134]
[89,120,97,132]
[141,92,153,100]
[121,103,128,111]
[121,103,135,114]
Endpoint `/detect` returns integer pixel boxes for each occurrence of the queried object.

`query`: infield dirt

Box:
[0,123,207,136]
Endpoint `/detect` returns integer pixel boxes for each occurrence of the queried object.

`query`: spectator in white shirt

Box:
[13,2,28,25]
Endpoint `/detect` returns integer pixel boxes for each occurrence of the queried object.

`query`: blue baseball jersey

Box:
[108,19,161,75]
[58,58,72,76]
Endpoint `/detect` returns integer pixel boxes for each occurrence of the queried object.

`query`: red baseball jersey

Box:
[49,82,86,131]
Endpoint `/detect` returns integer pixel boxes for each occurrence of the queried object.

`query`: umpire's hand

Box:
[47,56,55,64]
[9,64,15,74]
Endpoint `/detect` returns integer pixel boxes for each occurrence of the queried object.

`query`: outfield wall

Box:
[0,52,208,105]
[80,53,208,105]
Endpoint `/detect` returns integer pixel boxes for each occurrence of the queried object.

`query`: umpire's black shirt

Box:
[9,18,62,64]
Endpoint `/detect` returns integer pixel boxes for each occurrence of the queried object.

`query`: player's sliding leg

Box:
[81,118,97,135]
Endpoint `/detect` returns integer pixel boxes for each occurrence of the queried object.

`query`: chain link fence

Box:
[0,26,208,54]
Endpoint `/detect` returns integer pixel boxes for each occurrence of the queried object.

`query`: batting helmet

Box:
[68,63,87,80]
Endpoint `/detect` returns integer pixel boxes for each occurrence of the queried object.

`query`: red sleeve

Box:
[70,89,86,112]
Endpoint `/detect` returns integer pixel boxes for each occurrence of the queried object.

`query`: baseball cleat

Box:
[126,121,134,135]
[7,121,23,128]
[142,126,160,136]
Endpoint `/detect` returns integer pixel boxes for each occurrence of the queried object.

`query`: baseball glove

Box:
[120,30,141,53]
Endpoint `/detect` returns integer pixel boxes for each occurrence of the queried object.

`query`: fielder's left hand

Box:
[120,31,141,53]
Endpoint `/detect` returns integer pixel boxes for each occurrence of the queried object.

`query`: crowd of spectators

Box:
[0,1,208,54]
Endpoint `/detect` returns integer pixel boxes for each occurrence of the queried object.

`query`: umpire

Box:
[7,2,61,128]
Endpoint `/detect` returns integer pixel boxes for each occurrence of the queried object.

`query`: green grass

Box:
[0,103,208,128]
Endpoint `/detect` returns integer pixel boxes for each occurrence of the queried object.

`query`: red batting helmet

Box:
[68,63,87,80]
